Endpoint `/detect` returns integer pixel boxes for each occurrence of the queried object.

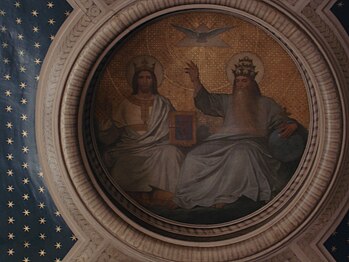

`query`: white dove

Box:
[172,23,233,43]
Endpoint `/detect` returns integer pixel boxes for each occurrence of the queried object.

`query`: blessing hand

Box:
[185,61,203,96]
[185,61,200,84]
[277,122,298,138]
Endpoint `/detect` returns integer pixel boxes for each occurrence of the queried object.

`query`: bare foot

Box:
[151,188,174,201]
[165,200,179,210]
[127,191,152,207]
[212,203,226,208]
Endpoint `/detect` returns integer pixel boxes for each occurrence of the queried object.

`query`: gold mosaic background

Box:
[95,12,309,132]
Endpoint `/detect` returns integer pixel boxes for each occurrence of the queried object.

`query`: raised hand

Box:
[185,61,202,95]
[185,61,200,84]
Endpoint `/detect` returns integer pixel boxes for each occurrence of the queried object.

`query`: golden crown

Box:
[232,56,258,79]
[134,58,155,73]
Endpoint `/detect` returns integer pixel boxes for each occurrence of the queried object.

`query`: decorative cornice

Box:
[36,0,349,261]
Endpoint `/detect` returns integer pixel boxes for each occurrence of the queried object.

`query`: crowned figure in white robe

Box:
[98,66,184,199]
[108,94,183,193]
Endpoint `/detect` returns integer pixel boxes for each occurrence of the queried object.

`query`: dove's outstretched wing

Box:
[172,24,232,47]
[204,26,233,39]
[171,24,198,39]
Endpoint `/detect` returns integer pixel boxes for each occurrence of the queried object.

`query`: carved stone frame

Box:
[36,0,349,261]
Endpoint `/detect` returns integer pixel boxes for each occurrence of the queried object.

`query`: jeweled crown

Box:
[134,58,155,73]
[232,56,258,79]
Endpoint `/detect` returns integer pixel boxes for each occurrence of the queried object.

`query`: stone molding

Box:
[36,0,349,261]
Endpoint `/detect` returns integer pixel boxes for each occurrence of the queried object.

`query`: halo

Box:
[226,52,264,83]
[126,55,164,86]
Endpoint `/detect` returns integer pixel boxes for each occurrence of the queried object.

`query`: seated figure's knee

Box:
[169,145,181,154]
[161,145,184,163]
[234,142,255,153]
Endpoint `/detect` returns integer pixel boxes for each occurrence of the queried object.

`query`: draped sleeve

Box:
[194,88,229,117]
[263,97,289,130]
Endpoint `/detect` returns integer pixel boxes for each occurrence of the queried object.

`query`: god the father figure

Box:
[174,57,298,209]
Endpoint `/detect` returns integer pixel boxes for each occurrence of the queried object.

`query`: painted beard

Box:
[231,87,259,131]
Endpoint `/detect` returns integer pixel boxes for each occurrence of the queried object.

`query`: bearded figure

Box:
[174,57,300,209]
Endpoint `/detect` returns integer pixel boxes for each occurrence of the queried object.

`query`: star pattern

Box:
[0,1,76,261]
[0,0,347,261]
[324,1,349,261]
[325,211,349,261]
[331,0,349,34]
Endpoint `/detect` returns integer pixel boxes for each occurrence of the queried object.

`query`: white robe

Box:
[174,89,287,209]
[107,95,184,193]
